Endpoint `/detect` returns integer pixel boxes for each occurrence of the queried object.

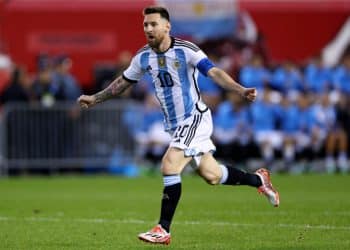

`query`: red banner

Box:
[28,32,117,53]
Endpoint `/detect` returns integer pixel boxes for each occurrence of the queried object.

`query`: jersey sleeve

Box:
[122,55,143,83]
[188,48,208,67]
[188,49,215,77]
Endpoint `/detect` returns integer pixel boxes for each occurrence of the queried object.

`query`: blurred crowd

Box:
[111,38,350,174]
[0,54,81,106]
[1,38,350,174]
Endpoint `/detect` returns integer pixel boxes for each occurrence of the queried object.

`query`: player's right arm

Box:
[77,76,133,108]
[77,51,143,109]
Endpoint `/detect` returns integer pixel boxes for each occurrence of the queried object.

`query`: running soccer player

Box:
[77,6,280,245]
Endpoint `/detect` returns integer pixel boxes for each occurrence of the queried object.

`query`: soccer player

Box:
[77,6,280,245]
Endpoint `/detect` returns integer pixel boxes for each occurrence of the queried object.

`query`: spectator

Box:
[1,66,34,166]
[320,93,348,173]
[239,54,270,90]
[250,89,282,166]
[213,91,253,163]
[332,54,350,95]
[279,96,299,169]
[52,55,81,101]
[114,51,133,76]
[94,51,132,92]
[32,67,63,106]
[270,61,304,94]
[32,64,75,162]
[304,56,333,93]
[309,94,336,156]
[279,93,313,171]
[250,32,270,66]
[0,66,34,104]
[329,93,350,173]
[124,94,170,170]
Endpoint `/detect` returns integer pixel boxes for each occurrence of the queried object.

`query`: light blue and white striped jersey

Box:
[123,37,214,131]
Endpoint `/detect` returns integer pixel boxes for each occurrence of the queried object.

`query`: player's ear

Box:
[166,21,171,33]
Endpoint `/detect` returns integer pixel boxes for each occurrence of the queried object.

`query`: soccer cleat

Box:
[138,224,171,245]
[255,168,280,207]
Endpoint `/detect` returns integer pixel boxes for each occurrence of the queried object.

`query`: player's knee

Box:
[201,173,220,185]
[205,177,220,185]
[160,156,173,175]
[160,164,170,175]
[205,178,219,185]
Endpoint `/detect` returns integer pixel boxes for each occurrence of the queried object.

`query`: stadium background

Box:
[0,1,350,250]
[0,0,349,87]
[1,0,349,175]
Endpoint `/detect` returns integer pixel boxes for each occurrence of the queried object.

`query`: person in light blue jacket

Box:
[332,54,350,94]
[304,56,332,93]
[239,54,270,90]
[213,91,252,162]
[250,89,282,166]
[270,61,304,93]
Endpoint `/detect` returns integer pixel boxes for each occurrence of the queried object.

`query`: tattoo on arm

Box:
[94,76,132,103]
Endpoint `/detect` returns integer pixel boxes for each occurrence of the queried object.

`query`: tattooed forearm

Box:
[94,76,132,103]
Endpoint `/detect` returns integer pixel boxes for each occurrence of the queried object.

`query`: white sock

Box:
[219,164,228,184]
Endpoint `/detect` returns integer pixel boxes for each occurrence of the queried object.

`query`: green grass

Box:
[0,174,349,249]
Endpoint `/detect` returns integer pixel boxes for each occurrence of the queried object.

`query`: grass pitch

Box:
[0,173,349,249]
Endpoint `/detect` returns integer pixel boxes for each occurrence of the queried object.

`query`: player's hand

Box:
[243,88,257,102]
[77,95,97,109]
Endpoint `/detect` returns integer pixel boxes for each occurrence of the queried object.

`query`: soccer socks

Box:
[158,175,182,233]
[157,168,261,233]
[219,164,262,187]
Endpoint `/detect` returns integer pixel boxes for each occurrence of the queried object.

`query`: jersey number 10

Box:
[158,72,174,87]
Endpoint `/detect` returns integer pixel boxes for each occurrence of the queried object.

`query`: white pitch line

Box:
[0,215,349,231]
[197,211,350,216]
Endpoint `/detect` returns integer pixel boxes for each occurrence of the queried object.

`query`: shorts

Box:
[169,104,216,166]
[254,130,283,149]
[284,132,311,149]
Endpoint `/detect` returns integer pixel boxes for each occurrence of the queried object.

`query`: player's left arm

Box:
[207,67,257,102]
[192,48,257,102]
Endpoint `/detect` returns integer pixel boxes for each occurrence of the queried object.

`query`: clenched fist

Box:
[242,88,257,102]
[77,95,97,109]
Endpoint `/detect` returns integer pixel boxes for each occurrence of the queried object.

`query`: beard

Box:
[147,35,163,49]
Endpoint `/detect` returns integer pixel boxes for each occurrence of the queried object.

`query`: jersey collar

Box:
[153,36,175,54]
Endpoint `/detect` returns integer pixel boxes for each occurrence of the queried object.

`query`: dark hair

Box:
[143,6,170,21]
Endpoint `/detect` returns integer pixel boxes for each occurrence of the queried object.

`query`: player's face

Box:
[143,13,170,48]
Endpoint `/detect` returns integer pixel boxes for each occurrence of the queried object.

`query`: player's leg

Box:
[138,147,191,244]
[196,152,280,207]
[337,129,349,173]
[138,108,207,244]
[325,132,336,173]
[158,147,191,231]
[325,129,349,172]
[197,153,261,187]
[283,136,296,171]
[182,105,279,206]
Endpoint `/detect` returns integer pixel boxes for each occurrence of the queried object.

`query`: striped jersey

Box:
[123,37,214,131]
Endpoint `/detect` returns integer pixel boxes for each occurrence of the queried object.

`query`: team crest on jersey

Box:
[174,59,180,69]
[158,57,166,67]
